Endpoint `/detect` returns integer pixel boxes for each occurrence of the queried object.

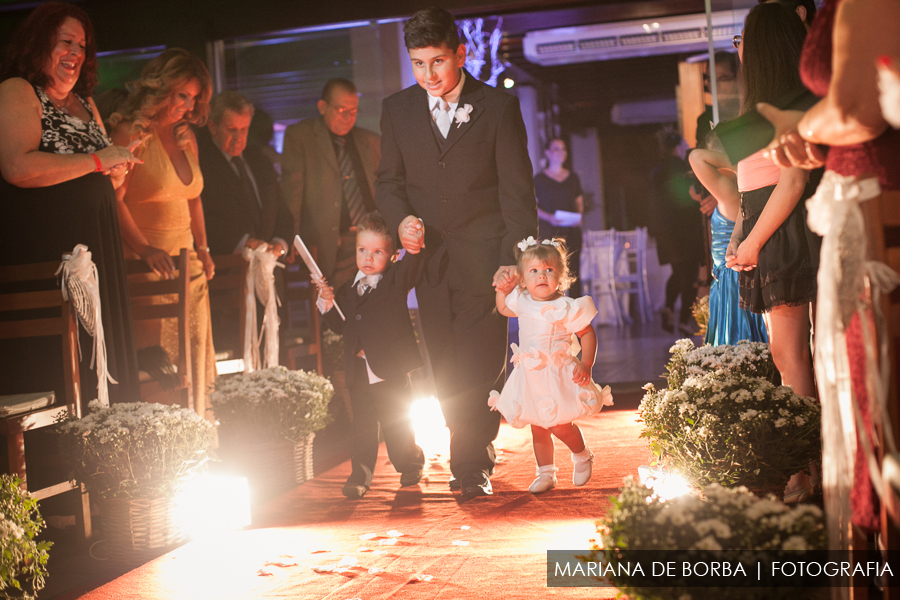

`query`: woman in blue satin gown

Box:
[689,149,768,346]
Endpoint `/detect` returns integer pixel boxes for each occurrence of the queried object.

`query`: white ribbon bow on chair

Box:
[241,245,284,373]
[57,244,116,406]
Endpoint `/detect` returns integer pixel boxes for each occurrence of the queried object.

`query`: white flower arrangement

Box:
[587,477,825,600]
[56,401,214,500]
[210,366,334,445]
[665,338,776,390]
[1,475,51,599]
[639,372,820,495]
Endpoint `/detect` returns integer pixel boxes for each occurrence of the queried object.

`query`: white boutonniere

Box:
[454,104,473,128]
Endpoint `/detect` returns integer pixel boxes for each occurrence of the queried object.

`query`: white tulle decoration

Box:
[806,172,899,554]
[56,244,116,406]
[241,245,284,373]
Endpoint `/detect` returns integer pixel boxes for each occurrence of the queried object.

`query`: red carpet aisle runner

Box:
[69,410,647,600]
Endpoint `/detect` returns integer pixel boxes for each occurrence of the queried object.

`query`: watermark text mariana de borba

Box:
[546,550,897,588]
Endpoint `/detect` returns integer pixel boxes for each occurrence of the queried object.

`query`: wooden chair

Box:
[581,229,624,326]
[125,249,193,411]
[281,246,323,374]
[0,259,91,540]
[866,191,900,600]
[207,253,248,373]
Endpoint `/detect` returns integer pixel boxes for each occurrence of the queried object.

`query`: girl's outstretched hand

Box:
[493,267,518,293]
[572,360,591,387]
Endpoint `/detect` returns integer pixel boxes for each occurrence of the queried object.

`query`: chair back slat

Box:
[125,248,193,411]
[0,317,65,339]
[0,261,61,283]
[0,289,64,312]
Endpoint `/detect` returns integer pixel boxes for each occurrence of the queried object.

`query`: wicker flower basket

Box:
[218,433,315,501]
[99,496,185,570]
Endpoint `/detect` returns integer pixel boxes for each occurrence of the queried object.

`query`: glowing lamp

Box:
[410,396,450,458]
[175,473,252,540]
[638,465,691,500]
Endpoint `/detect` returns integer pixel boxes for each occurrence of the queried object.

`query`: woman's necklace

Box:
[47,92,72,115]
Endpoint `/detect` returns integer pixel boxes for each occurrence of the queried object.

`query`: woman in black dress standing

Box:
[534,139,584,290]
[0,2,142,404]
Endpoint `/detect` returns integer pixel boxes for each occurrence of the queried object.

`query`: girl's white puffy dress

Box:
[489,288,613,428]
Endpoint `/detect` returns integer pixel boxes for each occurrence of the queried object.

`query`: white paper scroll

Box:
[293,235,344,321]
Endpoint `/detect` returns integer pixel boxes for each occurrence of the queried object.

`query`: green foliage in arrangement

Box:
[0,475,52,599]
[587,478,826,600]
[56,401,214,500]
[664,338,777,390]
[210,366,334,444]
[640,372,821,496]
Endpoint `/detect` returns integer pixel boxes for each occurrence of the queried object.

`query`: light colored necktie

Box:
[434,98,451,139]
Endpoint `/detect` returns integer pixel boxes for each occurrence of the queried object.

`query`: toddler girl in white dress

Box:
[490,237,613,493]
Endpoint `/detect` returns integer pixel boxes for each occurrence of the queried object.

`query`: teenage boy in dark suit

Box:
[375,7,537,497]
[316,211,426,499]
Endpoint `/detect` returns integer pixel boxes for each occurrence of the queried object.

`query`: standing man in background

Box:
[281,79,380,288]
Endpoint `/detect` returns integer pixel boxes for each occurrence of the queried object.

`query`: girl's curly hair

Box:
[514,237,575,291]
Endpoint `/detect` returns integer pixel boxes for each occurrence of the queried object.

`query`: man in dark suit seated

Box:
[375,7,537,498]
[198,91,293,258]
[197,92,293,356]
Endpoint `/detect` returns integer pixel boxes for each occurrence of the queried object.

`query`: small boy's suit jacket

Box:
[323,250,426,389]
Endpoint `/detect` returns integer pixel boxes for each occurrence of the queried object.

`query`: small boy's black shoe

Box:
[448,477,461,490]
[342,484,368,499]
[400,468,423,487]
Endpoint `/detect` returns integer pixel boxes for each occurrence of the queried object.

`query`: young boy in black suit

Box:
[316,211,426,499]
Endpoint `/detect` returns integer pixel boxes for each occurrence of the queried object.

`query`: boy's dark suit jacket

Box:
[196,128,293,255]
[374,72,537,478]
[322,251,425,389]
[375,74,536,295]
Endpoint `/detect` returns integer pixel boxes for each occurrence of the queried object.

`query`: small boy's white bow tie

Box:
[355,273,382,296]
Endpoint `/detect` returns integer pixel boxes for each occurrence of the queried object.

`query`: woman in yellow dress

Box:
[111,48,216,419]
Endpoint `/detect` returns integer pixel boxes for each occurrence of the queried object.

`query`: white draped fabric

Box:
[56,244,115,406]
[241,246,283,373]
[807,172,899,556]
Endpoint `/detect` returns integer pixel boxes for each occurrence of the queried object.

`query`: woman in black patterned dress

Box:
[0,3,142,404]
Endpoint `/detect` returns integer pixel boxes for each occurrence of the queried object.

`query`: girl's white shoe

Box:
[572,448,594,486]
[529,465,558,494]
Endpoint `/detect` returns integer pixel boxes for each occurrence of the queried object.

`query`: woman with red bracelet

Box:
[0,2,143,405]
[110,48,216,419]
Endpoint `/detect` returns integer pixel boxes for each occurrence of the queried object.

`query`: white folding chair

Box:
[614,227,653,323]
[581,229,624,326]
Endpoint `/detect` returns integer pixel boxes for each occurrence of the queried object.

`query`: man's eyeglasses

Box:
[732,34,742,50]
[331,105,358,117]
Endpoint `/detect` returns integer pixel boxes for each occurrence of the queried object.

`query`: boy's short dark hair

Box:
[356,212,394,250]
[403,7,461,51]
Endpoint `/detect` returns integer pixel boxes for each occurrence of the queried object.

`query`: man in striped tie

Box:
[282,79,381,288]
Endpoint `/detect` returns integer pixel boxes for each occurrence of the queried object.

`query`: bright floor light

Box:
[216,358,245,375]
[638,465,691,500]
[503,78,515,89]
[410,396,450,459]
[175,473,252,540]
